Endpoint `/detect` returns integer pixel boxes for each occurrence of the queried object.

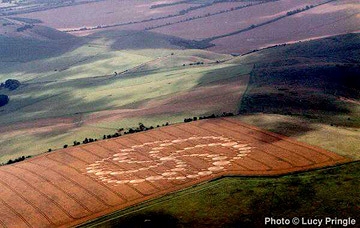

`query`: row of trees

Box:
[3,112,236,165]
[67,0,272,33]
[183,62,204,67]
[56,112,237,151]
[145,1,261,31]
[184,112,235,123]
[1,155,31,166]
[286,5,314,16]
[54,122,170,151]
[150,0,191,9]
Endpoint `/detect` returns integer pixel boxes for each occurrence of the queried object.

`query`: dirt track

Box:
[0,118,349,227]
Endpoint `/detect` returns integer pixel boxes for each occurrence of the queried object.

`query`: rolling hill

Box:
[0,1,359,227]
[0,32,359,165]
[11,0,360,54]
[237,33,360,122]
[0,20,83,62]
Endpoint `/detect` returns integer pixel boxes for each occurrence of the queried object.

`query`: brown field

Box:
[16,1,251,36]
[69,0,335,39]
[153,0,326,40]
[209,0,360,53]
[0,118,349,228]
[103,1,251,33]
[6,0,359,54]
[18,0,193,30]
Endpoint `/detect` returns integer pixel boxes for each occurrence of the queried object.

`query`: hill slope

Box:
[0,22,83,62]
[237,33,360,127]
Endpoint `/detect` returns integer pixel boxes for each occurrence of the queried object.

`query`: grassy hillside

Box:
[0,28,250,163]
[237,33,360,127]
[0,29,218,82]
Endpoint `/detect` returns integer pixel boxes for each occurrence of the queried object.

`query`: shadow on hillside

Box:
[0,89,114,127]
[195,64,252,88]
[0,35,84,65]
[258,121,316,144]
[102,30,213,51]
[1,29,215,82]
[240,92,351,116]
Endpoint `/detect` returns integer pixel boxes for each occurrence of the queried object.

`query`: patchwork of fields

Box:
[0,44,250,163]
[9,0,359,54]
[0,0,359,226]
[209,0,360,53]
[0,118,349,227]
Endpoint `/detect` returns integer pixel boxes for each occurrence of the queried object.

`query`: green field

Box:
[0,33,359,165]
[0,30,251,163]
[79,162,360,228]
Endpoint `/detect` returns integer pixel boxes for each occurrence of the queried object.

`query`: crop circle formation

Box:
[86,136,253,185]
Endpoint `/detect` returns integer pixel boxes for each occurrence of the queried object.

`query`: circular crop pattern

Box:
[86,136,252,185]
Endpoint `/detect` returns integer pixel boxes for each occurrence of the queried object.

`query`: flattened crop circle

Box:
[86,136,252,185]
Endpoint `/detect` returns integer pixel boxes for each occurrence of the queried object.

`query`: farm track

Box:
[0,118,350,227]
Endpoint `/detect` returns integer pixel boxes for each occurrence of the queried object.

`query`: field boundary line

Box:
[146,0,276,31]
[203,0,340,42]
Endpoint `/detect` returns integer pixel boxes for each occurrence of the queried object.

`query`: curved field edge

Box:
[77,161,360,228]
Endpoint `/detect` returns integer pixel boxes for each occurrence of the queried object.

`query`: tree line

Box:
[56,112,235,151]
[57,122,170,151]
[1,155,31,166]
[2,112,236,166]
[184,112,234,123]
